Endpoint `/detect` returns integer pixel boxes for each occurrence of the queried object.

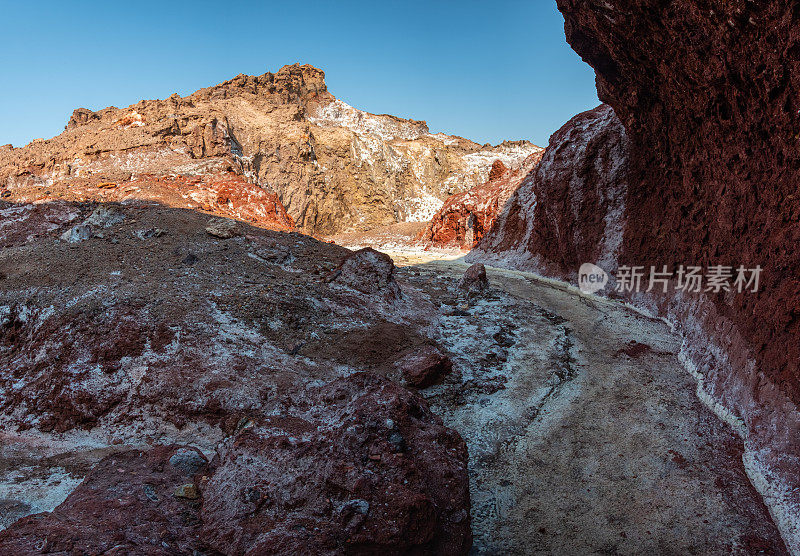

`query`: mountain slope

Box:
[0,64,539,235]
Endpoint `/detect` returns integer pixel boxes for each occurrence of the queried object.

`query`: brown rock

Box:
[332,247,401,300]
[395,345,454,388]
[457,263,489,298]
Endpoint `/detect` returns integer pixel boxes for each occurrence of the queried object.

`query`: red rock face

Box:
[201,372,470,555]
[420,151,543,250]
[475,104,629,276]
[0,374,471,555]
[0,446,208,555]
[471,1,800,547]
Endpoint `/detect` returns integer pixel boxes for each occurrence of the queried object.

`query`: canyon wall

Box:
[0,64,538,235]
[470,1,800,549]
[419,151,544,250]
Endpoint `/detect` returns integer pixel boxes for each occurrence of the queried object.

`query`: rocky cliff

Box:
[0,64,539,235]
[419,150,544,250]
[470,1,800,549]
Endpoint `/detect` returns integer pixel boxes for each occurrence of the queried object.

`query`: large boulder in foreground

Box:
[0,373,471,555]
[471,1,800,548]
[201,372,471,555]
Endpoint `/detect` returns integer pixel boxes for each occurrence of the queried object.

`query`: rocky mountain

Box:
[468,1,800,549]
[0,64,539,235]
[419,151,544,250]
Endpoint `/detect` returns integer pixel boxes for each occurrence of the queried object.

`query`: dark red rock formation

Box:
[0,445,209,555]
[420,151,543,250]
[0,374,471,555]
[200,372,470,555]
[475,104,628,275]
[471,1,800,546]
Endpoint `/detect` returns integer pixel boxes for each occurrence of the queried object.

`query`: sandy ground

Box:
[389,253,786,554]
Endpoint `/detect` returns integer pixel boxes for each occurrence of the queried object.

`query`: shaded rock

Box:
[332,247,401,300]
[394,345,454,388]
[85,204,125,228]
[0,446,208,555]
[200,372,471,555]
[457,263,489,298]
[60,223,92,243]
[205,216,238,239]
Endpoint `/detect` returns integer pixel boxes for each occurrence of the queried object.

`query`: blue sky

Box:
[0,1,599,148]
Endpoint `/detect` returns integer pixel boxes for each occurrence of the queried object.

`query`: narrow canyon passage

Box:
[393,256,786,555]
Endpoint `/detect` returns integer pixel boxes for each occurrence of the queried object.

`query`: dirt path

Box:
[395,257,786,555]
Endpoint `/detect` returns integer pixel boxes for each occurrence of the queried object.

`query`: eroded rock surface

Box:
[420,150,543,250]
[201,372,470,555]
[0,374,470,555]
[469,1,800,548]
[0,64,539,235]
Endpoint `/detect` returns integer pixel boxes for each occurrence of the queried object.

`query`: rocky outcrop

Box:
[420,151,543,250]
[470,1,800,549]
[473,104,628,275]
[201,372,470,555]
[0,199,473,553]
[0,374,471,555]
[0,64,539,235]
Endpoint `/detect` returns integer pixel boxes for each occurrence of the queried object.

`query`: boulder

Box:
[457,263,489,298]
[332,247,401,300]
[394,345,454,388]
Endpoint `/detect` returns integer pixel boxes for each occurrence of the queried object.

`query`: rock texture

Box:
[0,199,473,553]
[470,1,800,548]
[0,375,470,555]
[0,446,208,555]
[420,151,543,250]
[0,64,539,235]
[201,372,470,555]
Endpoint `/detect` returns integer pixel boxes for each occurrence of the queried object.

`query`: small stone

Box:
[142,484,159,502]
[168,448,208,476]
[205,217,238,238]
[135,228,165,240]
[457,262,488,298]
[60,224,93,243]
[174,483,200,500]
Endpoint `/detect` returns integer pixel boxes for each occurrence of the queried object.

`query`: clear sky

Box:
[0,1,599,149]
